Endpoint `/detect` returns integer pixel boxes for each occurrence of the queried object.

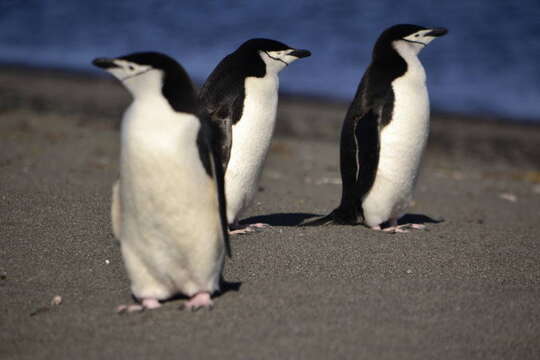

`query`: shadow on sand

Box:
[241,213,320,227]
[243,212,444,228]
[396,213,445,226]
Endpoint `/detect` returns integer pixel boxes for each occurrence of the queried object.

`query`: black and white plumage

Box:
[200,38,311,234]
[306,24,447,232]
[92,52,229,311]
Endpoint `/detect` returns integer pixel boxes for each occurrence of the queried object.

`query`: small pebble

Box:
[452,171,464,180]
[315,177,341,185]
[105,259,110,265]
[406,269,413,274]
[51,295,62,306]
[499,193,517,202]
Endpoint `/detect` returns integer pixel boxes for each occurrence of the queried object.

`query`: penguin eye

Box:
[128,65,135,71]
[414,34,420,37]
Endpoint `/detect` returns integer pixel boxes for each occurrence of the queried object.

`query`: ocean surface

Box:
[1,0,539,122]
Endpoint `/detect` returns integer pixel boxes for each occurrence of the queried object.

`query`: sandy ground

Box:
[1,66,540,359]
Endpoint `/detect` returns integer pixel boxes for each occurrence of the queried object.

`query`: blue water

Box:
[1,0,539,121]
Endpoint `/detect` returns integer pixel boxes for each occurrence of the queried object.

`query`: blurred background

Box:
[1,0,539,122]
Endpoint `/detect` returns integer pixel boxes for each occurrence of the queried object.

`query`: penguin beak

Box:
[425,28,448,37]
[92,57,119,69]
[289,49,311,58]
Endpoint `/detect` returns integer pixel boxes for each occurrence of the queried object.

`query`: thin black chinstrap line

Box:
[403,39,427,47]
[263,51,289,66]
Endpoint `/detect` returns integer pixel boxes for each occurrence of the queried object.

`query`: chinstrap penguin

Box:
[305,24,447,232]
[200,38,311,235]
[92,51,230,311]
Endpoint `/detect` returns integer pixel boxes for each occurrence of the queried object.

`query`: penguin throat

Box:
[120,68,152,82]
[263,51,289,66]
[403,39,427,47]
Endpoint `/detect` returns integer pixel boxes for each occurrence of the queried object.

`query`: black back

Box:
[200,38,291,124]
[199,39,292,171]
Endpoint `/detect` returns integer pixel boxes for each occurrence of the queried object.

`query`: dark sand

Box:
[1,67,540,359]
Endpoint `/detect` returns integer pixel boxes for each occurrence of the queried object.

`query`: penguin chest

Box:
[119,102,223,297]
[120,102,218,239]
[121,103,203,190]
[362,72,430,225]
[378,73,430,182]
[227,75,279,193]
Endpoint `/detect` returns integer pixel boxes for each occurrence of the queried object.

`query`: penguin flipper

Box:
[352,109,380,201]
[200,68,244,173]
[196,116,231,258]
[211,141,232,258]
[326,108,380,225]
[207,107,233,172]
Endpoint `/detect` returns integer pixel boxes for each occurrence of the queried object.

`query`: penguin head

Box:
[374,24,448,60]
[92,52,196,112]
[236,38,311,75]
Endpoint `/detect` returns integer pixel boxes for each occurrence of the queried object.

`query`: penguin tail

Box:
[300,208,359,226]
[300,214,337,226]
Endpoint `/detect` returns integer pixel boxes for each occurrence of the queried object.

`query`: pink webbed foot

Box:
[229,222,270,235]
[116,298,161,314]
[386,223,427,233]
[228,225,255,235]
[371,218,427,233]
[180,292,214,311]
[383,225,410,233]
[250,223,270,229]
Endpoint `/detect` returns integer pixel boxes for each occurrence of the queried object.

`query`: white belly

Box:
[225,75,279,223]
[362,70,430,227]
[119,99,224,299]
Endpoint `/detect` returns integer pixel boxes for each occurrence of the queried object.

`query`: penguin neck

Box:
[123,71,163,100]
[235,51,267,78]
[124,70,197,114]
[371,42,408,80]
[260,51,287,75]
[392,41,426,83]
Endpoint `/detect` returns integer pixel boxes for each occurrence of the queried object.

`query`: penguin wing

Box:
[210,140,231,258]
[303,108,380,226]
[197,119,231,257]
[200,61,246,172]
[352,109,380,203]
[338,108,380,221]
[200,87,244,172]
[207,106,233,172]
